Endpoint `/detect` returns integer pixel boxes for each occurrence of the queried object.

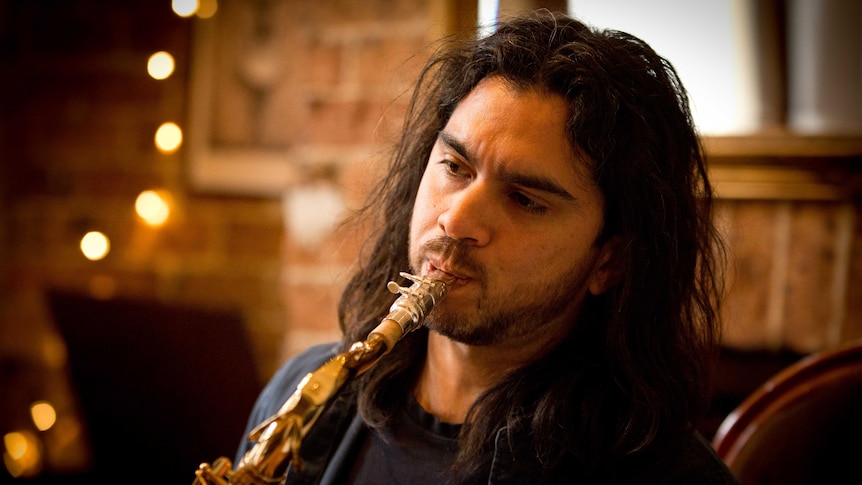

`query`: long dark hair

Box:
[337,9,725,480]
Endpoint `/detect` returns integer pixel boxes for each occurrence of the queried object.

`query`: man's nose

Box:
[437,183,492,247]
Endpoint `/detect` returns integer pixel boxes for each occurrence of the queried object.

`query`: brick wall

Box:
[0,0,442,478]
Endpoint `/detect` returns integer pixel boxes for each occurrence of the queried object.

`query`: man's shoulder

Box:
[659,431,741,485]
[254,342,342,415]
[271,342,342,387]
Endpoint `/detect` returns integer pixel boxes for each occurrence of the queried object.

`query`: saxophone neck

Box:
[367,272,448,351]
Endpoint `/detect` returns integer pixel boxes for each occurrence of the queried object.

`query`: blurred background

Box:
[0,0,860,482]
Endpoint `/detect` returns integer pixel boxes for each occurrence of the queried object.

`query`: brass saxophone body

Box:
[194,272,448,485]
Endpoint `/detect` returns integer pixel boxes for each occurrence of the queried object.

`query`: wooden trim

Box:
[704,134,862,200]
[704,134,862,159]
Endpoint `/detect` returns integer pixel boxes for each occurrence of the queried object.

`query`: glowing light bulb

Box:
[30,402,57,432]
[135,190,171,226]
[196,0,218,18]
[80,231,110,261]
[172,0,198,17]
[147,51,175,80]
[155,122,183,153]
[4,432,28,460]
[3,430,41,478]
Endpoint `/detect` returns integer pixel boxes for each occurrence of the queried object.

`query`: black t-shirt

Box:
[347,396,461,484]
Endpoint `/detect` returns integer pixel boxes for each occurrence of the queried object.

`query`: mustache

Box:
[420,236,484,279]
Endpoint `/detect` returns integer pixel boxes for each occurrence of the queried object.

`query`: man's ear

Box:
[588,236,626,296]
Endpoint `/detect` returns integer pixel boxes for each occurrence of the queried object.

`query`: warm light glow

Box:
[4,433,27,460]
[3,431,41,478]
[155,122,183,153]
[172,0,198,17]
[135,190,171,226]
[52,416,83,449]
[89,274,117,300]
[30,402,57,432]
[196,0,218,18]
[40,333,68,369]
[80,231,110,261]
[147,51,175,80]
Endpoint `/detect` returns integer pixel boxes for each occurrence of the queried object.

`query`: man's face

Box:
[408,76,616,348]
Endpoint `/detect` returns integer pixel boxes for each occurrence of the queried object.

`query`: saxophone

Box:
[194,272,448,485]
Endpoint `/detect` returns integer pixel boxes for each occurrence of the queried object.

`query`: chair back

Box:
[711,339,862,484]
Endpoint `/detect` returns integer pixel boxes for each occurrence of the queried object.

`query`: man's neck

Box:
[412,331,553,424]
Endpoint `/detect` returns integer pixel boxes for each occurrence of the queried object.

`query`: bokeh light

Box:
[196,0,218,18]
[3,430,41,478]
[89,274,117,300]
[80,231,110,261]
[135,190,171,226]
[155,122,183,153]
[30,402,57,432]
[147,51,175,80]
[172,0,198,17]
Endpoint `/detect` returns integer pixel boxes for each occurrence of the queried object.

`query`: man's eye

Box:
[441,159,466,176]
[511,192,547,214]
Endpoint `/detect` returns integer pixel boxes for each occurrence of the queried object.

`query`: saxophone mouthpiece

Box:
[368,272,448,351]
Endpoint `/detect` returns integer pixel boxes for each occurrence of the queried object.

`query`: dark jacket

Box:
[235,343,740,484]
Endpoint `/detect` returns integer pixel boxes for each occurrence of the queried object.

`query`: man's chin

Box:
[425,315,499,347]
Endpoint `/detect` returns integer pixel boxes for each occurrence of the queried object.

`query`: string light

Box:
[147,51,175,80]
[197,0,218,18]
[172,0,198,17]
[80,231,110,261]
[29,402,57,432]
[135,190,171,226]
[155,122,183,153]
[3,430,41,478]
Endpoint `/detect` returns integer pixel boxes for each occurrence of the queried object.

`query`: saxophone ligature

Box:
[194,272,448,485]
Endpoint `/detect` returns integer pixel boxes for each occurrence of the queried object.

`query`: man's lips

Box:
[426,262,469,286]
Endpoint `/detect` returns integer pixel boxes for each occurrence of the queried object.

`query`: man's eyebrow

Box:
[499,168,575,200]
[438,130,471,161]
[437,130,575,200]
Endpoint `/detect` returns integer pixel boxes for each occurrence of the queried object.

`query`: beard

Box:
[410,236,599,346]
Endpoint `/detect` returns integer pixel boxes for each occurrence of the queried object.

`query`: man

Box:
[235,10,738,484]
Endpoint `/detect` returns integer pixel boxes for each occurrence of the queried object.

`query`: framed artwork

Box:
[184,0,481,196]
[186,0,303,196]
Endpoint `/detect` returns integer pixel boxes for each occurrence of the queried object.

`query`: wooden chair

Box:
[711,339,862,484]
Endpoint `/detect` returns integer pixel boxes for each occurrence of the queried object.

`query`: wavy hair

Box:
[337,9,725,480]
